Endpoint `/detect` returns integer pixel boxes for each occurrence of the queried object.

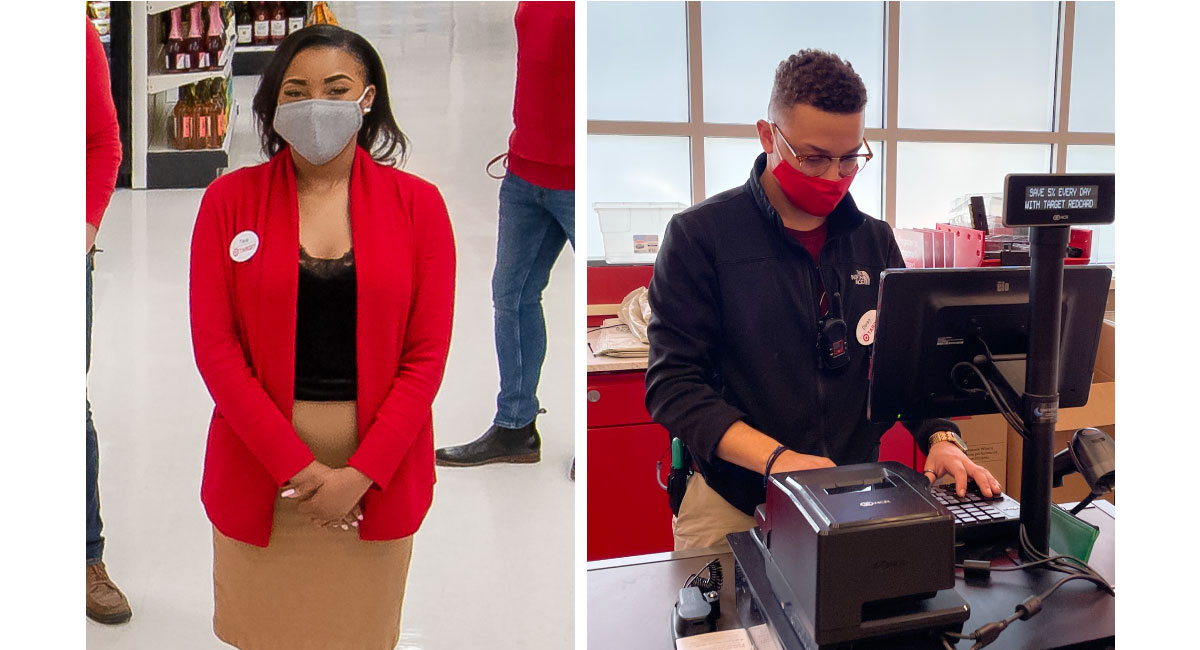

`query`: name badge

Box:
[856,309,877,346]
[230,231,260,263]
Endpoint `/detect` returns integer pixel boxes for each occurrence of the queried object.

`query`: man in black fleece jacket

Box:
[645,50,1002,551]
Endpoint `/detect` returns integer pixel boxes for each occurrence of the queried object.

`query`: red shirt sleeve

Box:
[347,182,457,490]
[189,180,316,486]
[86,18,122,230]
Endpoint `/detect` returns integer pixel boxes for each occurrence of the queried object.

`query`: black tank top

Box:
[294,246,357,401]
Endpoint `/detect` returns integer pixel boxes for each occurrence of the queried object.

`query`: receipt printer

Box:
[752,462,969,647]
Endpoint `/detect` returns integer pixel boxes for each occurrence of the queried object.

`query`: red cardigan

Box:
[86,18,121,229]
[189,147,456,546]
[506,1,574,190]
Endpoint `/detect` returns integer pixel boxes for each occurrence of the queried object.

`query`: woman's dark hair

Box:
[253,24,409,165]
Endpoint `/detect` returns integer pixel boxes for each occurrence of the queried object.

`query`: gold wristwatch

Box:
[928,431,968,453]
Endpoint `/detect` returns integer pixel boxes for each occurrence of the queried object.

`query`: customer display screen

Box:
[1024,185,1100,210]
[1003,173,1115,226]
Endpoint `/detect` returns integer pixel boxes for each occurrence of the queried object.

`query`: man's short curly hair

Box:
[769,49,867,115]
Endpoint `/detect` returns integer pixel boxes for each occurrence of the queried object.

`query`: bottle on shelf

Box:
[213,78,229,148]
[196,82,213,150]
[205,2,227,69]
[166,7,187,71]
[186,3,205,70]
[287,2,307,35]
[174,85,196,150]
[236,2,254,45]
[253,1,270,46]
[270,2,287,44]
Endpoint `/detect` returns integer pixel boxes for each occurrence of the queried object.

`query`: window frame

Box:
[586,2,1114,241]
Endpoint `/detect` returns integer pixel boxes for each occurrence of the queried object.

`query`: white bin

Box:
[593,202,686,264]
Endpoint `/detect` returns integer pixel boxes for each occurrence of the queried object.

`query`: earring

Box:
[363,107,372,114]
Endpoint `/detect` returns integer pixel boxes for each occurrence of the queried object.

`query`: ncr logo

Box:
[859,500,892,507]
[996,281,1010,293]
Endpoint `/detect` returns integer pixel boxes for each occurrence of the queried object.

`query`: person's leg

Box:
[86,251,103,565]
[435,173,567,466]
[85,250,132,625]
[497,178,569,429]
[672,473,757,552]
[542,187,575,251]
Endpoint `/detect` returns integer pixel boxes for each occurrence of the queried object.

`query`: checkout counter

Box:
[588,500,1114,650]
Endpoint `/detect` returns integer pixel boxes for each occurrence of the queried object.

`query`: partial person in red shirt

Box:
[435,1,575,476]
[85,17,131,626]
[188,25,455,649]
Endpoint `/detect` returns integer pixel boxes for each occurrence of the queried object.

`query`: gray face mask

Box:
[273,87,371,166]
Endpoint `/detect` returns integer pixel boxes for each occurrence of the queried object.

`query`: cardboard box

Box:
[1005,382,1115,505]
[1093,314,1115,383]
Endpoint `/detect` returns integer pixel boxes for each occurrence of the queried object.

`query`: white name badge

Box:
[230,231,260,263]
[856,309,877,346]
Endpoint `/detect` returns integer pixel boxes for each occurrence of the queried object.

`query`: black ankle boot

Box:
[435,420,542,467]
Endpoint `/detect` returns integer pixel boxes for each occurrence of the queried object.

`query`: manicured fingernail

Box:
[281,489,296,498]
[357,514,364,521]
[341,524,349,530]
[351,522,359,528]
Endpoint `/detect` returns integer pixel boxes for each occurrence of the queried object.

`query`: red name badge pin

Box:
[230,231,260,263]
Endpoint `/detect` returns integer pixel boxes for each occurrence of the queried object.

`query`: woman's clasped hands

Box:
[281,460,374,532]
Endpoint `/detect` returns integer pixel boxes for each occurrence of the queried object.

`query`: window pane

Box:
[1066,145,1115,264]
[1068,2,1115,133]
[587,2,689,122]
[700,2,885,127]
[703,137,883,220]
[895,142,1051,230]
[703,137,761,198]
[899,2,1058,131]
[587,135,693,260]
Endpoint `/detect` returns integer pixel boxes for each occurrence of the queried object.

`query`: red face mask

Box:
[770,127,858,217]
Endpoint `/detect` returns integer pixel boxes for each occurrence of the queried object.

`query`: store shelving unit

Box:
[131,1,237,189]
[231,3,311,76]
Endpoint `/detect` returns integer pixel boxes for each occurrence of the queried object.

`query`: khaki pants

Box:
[672,473,757,551]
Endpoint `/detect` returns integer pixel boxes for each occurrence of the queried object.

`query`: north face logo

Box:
[851,270,870,286]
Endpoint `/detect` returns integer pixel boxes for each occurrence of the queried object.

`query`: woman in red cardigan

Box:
[189,25,455,650]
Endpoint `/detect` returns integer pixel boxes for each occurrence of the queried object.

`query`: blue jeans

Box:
[492,172,574,429]
[87,251,104,565]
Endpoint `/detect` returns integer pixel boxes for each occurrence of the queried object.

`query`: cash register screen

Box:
[824,477,896,496]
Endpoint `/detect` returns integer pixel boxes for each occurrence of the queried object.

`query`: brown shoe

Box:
[86,562,132,625]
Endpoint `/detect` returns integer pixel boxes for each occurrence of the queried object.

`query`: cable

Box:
[974,340,1027,436]
[684,558,723,592]
[944,525,1114,649]
[1069,494,1097,516]
[943,572,1111,649]
[951,362,1026,436]
[684,559,721,590]
[955,556,1060,572]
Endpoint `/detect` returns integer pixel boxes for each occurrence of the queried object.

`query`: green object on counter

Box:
[671,438,685,470]
[1049,502,1100,563]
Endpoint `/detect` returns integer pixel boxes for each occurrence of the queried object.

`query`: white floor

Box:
[86,4,574,649]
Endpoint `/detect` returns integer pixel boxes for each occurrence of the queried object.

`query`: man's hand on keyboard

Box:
[925,438,1001,498]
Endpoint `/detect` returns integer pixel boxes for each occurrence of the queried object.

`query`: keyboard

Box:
[930,483,1021,544]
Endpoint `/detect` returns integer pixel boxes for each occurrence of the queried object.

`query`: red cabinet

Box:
[587,369,674,561]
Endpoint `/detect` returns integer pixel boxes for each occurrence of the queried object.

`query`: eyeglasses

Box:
[771,123,873,178]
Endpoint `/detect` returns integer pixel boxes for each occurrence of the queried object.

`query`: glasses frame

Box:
[771,122,874,178]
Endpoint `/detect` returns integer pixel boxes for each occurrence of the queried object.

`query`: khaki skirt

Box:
[213,400,414,650]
